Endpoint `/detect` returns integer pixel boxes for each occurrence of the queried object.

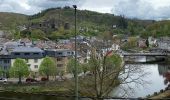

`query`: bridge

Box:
[122,52,168,56]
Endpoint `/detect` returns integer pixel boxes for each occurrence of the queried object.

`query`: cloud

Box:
[112,0,170,20]
[0,0,84,15]
[0,0,170,20]
[0,0,41,14]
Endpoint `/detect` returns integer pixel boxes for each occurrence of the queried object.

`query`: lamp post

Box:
[73,5,78,100]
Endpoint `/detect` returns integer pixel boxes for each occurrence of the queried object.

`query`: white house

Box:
[10,47,44,75]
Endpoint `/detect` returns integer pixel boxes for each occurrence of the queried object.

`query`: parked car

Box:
[0,78,7,82]
[26,78,38,83]
[41,77,48,81]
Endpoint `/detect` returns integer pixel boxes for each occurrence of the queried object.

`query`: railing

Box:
[122,53,168,56]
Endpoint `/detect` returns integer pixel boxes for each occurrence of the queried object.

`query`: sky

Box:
[0,0,170,20]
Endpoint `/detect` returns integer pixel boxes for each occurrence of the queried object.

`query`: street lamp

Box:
[73,5,78,100]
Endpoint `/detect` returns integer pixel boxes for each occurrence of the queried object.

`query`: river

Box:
[110,63,170,98]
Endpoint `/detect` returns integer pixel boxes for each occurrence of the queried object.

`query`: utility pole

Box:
[73,5,78,100]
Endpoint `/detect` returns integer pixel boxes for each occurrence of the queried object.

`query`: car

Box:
[0,78,7,82]
[26,78,38,83]
[41,77,48,81]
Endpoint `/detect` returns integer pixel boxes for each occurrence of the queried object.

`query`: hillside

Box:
[0,8,157,40]
[0,12,27,30]
[146,20,170,37]
[28,8,124,32]
[26,8,132,39]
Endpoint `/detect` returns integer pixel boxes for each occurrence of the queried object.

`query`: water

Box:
[111,64,170,98]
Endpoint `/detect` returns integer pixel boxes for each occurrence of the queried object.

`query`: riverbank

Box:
[147,85,170,99]
[0,81,75,100]
[149,90,170,99]
[0,90,75,100]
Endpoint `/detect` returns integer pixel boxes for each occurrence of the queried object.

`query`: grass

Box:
[2,80,73,93]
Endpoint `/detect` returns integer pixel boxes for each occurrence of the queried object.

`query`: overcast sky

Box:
[0,0,170,20]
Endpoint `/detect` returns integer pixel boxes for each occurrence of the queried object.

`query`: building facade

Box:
[10,47,44,75]
[45,49,75,72]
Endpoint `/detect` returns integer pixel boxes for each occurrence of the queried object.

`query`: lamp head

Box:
[73,5,77,9]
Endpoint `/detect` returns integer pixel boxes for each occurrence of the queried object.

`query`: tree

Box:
[122,37,138,50]
[117,15,128,29]
[78,49,148,99]
[81,63,89,76]
[20,30,31,38]
[58,70,65,80]
[67,58,82,78]
[39,57,56,80]
[9,58,30,84]
[31,29,46,40]
[128,37,137,47]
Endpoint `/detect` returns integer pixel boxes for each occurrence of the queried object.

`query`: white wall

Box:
[11,58,43,72]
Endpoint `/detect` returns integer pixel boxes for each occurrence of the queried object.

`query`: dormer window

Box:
[15,53,20,55]
[24,53,30,56]
[33,53,39,55]
[58,52,62,55]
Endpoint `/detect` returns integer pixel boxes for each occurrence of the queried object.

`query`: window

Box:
[57,58,62,61]
[34,65,38,69]
[4,60,9,64]
[34,59,38,63]
[15,53,20,55]
[57,52,63,55]
[24,53,30,56]
[33,53,39,55]
[67,52,70,54]
[72,52,74,55]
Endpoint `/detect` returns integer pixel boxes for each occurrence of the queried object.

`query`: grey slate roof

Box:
[12,47,43,53]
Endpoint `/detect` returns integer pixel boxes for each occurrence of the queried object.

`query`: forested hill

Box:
[0,12,27,30]
[0,7,167,40]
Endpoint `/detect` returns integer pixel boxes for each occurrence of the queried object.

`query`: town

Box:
[0,29,169,78]
[0,1,170,100]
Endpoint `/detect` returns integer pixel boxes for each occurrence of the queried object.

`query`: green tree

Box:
[67,58,82,78]
[39,57,56,80]
[81,63,89,76]
[9,58,30,84]
[79,50,147,98]
[121,37,138,51]
[79,52,123,98]
[20,30,31,38]
[31,29,45,39]
[128,37,137,47]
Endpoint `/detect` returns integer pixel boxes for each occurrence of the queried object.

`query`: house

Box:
[148,37,157,47]
[138,39,147,48]
[0,54,11,78]
[70,35,87,43]
[10,47,44,76]
[0,30,5,38]
[45,49,75,72]
[0,45,45,77]
[111,44,120,51]
[157,37,170,50]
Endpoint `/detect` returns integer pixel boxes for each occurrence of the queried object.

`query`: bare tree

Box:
[78,48,149,99]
